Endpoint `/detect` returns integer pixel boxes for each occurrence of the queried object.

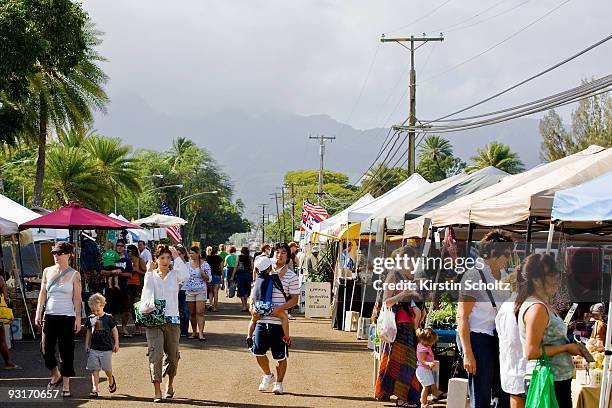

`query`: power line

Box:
[420,0,573,85]
[384,0,454,35]
[417,33,612,125]
[431,0,531,35]
[397,78,612,133]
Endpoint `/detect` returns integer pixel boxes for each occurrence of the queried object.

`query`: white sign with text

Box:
[304,282,331,318]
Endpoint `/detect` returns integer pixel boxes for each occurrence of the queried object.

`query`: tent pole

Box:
[0,235,6,281]
[599,279,612,408]
[545,222,555,255]
[466,223,474,259]
[360,219,374,319]
[16,234,35,339]
[526,217,534,256]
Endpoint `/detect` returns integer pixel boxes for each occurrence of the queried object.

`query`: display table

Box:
[572,379,609,408]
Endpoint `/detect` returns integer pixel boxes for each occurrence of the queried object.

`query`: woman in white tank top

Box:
[35,242,82,398]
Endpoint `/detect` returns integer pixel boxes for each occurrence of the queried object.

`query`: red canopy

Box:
[18,202,141,231]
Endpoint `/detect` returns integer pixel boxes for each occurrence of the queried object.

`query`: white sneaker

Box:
[272,382,284,395]
[258,374,275,392]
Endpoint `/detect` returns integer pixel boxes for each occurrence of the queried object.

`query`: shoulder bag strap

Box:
[47,268,71,294]
[271,274,291,301]
[476,268,497,310]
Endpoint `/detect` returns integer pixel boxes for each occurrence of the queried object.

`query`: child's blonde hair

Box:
[88,293,107,309]
[416,327,438,346]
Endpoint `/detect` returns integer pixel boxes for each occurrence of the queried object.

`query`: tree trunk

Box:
[32,101,47,207]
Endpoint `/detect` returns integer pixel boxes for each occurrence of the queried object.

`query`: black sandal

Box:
[89,391,99,398]
[108,376,117,393]
[47,376,63,390]
[62,390,72,398]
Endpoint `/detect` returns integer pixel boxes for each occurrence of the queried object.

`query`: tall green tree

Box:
[361,163,406,198]
[24,20,108,206]
[44,146,105,208]
[540,88,612,161]
[0,0,90,144]
[466,142,524,174]
[416,135,465,182]
[84,136,142,211]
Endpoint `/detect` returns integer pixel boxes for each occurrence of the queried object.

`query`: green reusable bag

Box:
[134,299,166,328]
[525,347,559,408]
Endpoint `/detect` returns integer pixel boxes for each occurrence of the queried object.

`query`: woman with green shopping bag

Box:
[515,254,584,408]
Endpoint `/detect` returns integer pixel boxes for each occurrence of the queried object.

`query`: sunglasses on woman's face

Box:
[51,251,68,256]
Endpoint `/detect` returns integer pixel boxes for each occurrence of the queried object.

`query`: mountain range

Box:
[92,93,544,220]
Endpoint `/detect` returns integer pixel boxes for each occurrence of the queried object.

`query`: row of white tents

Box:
[312,145,612,243]
[311,145,612,408]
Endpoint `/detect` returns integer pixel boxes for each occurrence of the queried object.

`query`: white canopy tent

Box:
[547,172,612,408]
[347,173,429,223]
[313,193,374,239]
[404,145,609,237]
[0,193,68,240]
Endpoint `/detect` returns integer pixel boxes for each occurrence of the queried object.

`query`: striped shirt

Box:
[257,267,300,325]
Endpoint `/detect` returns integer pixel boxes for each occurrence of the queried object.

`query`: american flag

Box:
[301,200,328,231]
[161,201,182,243]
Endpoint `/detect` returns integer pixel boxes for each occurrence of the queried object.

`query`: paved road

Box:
[2,297,398,407]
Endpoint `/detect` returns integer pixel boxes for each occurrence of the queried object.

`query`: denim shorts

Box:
[252,323,288,361]
[211,275,222,285]
[86,349,113,372]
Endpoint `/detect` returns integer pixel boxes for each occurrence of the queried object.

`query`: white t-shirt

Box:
[140,248,153,263]
[258,267,300,325]
[495,293,526,395]
[459,262,510,336]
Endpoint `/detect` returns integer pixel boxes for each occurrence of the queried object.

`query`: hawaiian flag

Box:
[300,200,329,232]
[161,201,182,243]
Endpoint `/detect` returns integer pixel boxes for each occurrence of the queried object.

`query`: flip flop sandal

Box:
[108,376,117,393]
[199,337,207,341]
[62,390,72,398]
[432,392,447,402]
[89,391,99,398]
[47,376,63,390]
[153,397,163,403]
[165,390,174,399]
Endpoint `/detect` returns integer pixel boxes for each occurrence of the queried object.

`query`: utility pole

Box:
[279,186,287,241]
[381,34,444,175]
[258,203,267,244]
[270,192,281,242]
[309,134,336,205]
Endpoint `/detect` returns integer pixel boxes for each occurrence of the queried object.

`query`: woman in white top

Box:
[457,230,514,408]
[35,242,82,398]
[495,272,527,408]
[183,246,211,340]
[140,244,189,403]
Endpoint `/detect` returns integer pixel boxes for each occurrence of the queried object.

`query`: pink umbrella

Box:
[19,202,141,230]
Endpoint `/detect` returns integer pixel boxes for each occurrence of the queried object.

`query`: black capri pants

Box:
[42,315,76,377]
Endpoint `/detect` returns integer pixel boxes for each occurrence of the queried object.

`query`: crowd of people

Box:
[374,230,601,408]
[27,238,307,402]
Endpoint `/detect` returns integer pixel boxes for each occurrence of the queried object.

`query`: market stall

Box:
[549,171,612,408]
[18,202,141,339]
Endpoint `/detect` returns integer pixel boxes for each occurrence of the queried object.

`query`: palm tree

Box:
[466,142,524,174]
[25,23,109,206]
[361,163,406,197]
[418,135,453,162]
[83,136,142,211]
[167,137,197,171]
[44,147,106,208]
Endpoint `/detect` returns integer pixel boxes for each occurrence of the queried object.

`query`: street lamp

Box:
[177,191,218,218]
[137,184,183,218]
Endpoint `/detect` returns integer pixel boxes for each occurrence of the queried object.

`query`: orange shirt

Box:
[127,257,146,286]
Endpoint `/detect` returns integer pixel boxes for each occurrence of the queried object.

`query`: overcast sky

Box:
[82,0,611,132]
